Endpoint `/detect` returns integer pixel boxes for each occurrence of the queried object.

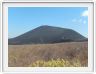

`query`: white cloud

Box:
[82,10,88,17]
[72,18,87,25]
[72,19,76,22]
[71,10,88,25]
[78,19,82,23]
[83,20,87,24]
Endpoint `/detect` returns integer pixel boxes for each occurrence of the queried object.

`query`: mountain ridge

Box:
[9,25,87,45]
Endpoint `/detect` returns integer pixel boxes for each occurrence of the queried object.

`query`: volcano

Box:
[8,25,87,45]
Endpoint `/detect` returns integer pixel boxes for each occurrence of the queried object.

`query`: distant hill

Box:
[8,25,87,45]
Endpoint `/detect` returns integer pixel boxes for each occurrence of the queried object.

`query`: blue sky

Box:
[8,7,88,38]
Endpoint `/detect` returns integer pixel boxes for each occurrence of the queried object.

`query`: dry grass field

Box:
[8,41,88,67]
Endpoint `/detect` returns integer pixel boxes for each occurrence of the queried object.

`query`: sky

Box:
[8,7,88,38]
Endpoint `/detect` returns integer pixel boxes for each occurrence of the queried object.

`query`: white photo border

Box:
[2,2,94,73]
[2,0,94,2]
[93,1,95,72]
[4,73,93,74]
[0,2,2,71]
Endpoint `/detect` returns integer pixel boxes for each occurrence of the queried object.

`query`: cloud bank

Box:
[81,10,88,17]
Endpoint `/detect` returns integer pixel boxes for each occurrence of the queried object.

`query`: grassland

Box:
[8,41,88,67]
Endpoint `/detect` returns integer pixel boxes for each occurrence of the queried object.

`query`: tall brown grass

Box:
[8,42,88,67]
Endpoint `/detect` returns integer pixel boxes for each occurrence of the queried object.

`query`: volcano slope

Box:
[8,25,88,67]
[9,25,87,44]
